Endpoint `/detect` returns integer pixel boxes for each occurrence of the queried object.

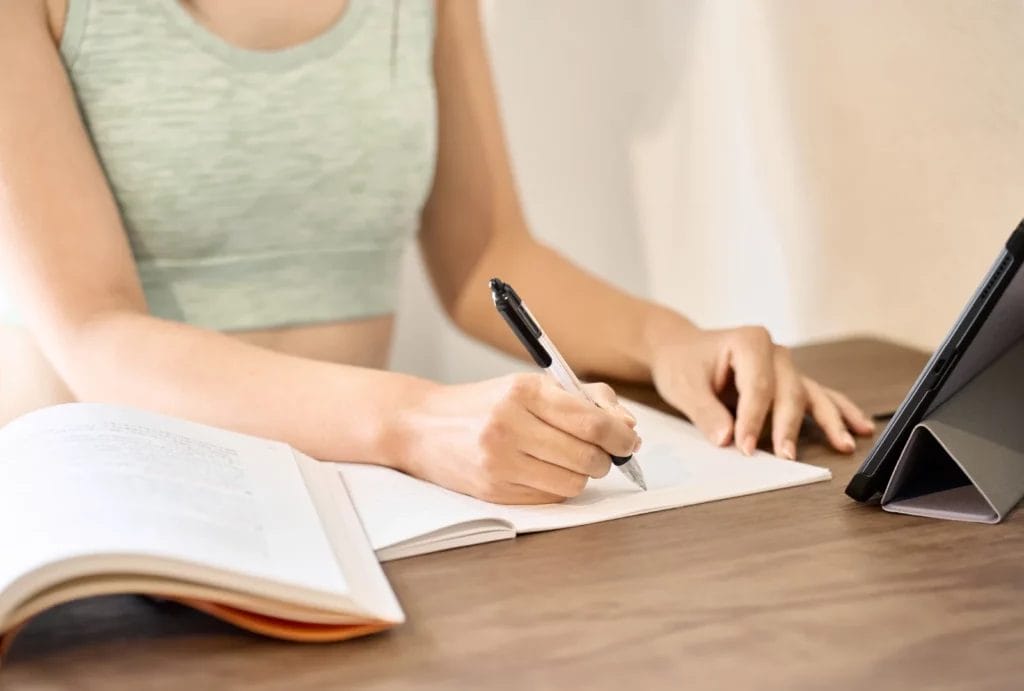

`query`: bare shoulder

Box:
[44,0,68,44]
[434,0,482,35]
[0,0,64,45]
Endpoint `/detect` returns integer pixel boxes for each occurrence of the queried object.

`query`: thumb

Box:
[584,382,638,428]
[666,383,734,447]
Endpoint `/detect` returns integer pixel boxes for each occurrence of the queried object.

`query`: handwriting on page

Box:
[3,421,268,557]
[0,403,352,598]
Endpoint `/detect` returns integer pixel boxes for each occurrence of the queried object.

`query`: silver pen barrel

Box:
[617,456,647,491]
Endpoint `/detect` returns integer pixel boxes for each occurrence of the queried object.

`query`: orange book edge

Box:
[0,596,394,667]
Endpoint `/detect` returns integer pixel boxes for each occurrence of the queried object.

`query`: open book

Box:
[337,402,832,561]
[0,399,831,654]
[0,403,402,657]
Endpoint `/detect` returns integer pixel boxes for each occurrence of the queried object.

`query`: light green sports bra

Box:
[1,0,437,330]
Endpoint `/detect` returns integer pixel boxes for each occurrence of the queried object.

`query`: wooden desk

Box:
[4,338,1023,690]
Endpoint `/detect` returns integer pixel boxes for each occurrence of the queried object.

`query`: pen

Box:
[489,278,648,491]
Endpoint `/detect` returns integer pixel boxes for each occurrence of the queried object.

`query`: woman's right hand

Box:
[383,373,641,504]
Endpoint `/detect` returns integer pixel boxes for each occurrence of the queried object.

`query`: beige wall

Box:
[770,0,1023,346]
[390,0,1024,381]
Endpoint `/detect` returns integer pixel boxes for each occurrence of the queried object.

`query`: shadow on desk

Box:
[8,338,1024,691]
[6,595,419,689]
[6,596,241,663]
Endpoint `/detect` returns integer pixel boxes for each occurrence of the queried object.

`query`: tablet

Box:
[845,218,1024,502]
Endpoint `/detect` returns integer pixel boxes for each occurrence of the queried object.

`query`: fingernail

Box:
[620,406,637,424]
[741,434,757,456]
[842,432,856,451]
[633,435,643,453]
[716,428,731,446]
[781,440,796,461]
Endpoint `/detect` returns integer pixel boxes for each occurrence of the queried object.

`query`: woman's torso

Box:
[1,0,436,424]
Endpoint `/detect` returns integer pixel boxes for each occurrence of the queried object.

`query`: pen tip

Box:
[622,462,647,491]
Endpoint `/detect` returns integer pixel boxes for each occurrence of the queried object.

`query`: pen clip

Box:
[490,278,552,368]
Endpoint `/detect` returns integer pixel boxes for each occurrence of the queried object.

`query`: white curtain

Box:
[391,0,1024,382]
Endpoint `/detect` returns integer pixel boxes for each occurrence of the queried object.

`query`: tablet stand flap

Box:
[881,338,1024,523]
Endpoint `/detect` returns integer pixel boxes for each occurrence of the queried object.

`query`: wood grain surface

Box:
[3,337,1022,691]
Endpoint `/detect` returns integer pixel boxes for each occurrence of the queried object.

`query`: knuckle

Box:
[575,412,608,442]
[566,473,588,497]
[690,399,721,419]
[739,325,773,346]
[804,383,825,409]
[832,391,855,409]
[479,414,508,451]
[677,372,708,397]
[571,412,595,439]
[779,383,808,411]
[747,375,773,397]
[504,373,541,402]
[774,344,794,363]
[577,444,607,475]
[811,399,841,426]
[825,407,846,429]
[618,431,639,456]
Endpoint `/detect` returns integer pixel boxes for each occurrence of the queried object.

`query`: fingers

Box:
[481,481,563,506]
[476,397,592,500]
[770,348,806,460]
[827,387,875,436]
[515,412,612,479]
[804,377,856,453]
[584,382,637,428]
[729,327,776,456]
[526,380,639,458]
[661,380,734,447]
[512,452,591,498]
[640,322,875,461]
[467,375,637,505]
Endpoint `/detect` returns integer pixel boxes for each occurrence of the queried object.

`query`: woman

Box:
[0,0,873,504]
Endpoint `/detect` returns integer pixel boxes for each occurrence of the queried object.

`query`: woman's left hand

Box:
[648,322,876,460]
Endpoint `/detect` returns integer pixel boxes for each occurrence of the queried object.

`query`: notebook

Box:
[0,403,403,656]
[338,402,832,561]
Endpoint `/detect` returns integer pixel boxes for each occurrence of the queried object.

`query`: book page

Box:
[338,462,513,552]
[493,403,831,531]
[338,403,831,556]
[0,403,347,599]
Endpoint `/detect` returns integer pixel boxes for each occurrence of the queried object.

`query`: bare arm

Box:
[0,1,638,505]
[0,1,431,463]
[421,1,874,459]
[421,1,685,384]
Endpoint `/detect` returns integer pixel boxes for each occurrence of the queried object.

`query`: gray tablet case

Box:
[881,337,1024,523]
